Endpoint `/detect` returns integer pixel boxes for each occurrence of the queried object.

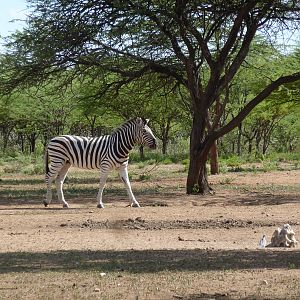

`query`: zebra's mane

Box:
[112,118,138,135]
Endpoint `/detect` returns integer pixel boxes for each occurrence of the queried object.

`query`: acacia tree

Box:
[1,0,300,194]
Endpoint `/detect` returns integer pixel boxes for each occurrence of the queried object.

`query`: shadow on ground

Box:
[0,248,299,274]
[204,192,300,206]
[0,188,299,207]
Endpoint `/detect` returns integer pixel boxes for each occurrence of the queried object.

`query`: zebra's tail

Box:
[45,148,50,174]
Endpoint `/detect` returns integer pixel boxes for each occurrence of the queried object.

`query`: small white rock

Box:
[100,272,106,277]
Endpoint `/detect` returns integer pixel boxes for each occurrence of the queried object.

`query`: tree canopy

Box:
[1,0,300,194]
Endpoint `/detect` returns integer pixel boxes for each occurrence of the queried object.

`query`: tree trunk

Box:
[248,140,252,154]
[27,132,38,153]
[187,151,211,194]
[139,145,145,160]
[210,97,220,174]
[161,137,168,154]
[186,115,212,194]
[210,140,219,175]
[18,133,25,153]
[237,123,242,156]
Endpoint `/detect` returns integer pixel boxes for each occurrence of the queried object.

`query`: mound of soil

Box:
[70,217,279,230]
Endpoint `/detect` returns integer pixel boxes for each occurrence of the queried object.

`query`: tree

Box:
[1,0,300,194]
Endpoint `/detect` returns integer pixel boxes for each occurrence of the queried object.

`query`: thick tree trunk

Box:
[187,151,211,194]
[186,115,212,194]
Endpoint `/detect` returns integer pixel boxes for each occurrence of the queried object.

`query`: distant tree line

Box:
[0,45,299,157]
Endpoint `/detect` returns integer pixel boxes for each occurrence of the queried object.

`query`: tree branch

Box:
[214,72,300,140]
[217,1,257,66]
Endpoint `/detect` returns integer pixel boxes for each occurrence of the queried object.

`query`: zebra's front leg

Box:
[118,165,140,208]
[56,163,71,208]
[96,171,109,208]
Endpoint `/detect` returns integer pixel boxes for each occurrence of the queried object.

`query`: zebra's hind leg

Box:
[44,160,66,208]
[44,173,53,207]
[56,162,71,208]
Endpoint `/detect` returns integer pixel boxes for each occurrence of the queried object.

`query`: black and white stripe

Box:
[44,117,157,208]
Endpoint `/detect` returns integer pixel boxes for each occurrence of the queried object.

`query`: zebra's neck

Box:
[111,124,138,157]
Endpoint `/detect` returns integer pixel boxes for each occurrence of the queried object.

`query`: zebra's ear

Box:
[138,117,149,125]
[140,117,149,125]
[136,117,144,125]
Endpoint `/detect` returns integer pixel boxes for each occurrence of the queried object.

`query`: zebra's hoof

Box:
[97,204,104,209]
[43,201,49,207]
[62,203,69,209]
[131,203,140,208]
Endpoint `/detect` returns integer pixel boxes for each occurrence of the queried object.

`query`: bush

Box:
[220,155,244,172]
[1,153,44,175]
[22,163,44,175]
[138,174,151,181]
[3,163,21,174]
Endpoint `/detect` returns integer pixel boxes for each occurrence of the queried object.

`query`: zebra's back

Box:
[47,135,110,169]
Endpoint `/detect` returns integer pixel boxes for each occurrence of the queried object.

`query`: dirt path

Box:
[0,169,300,299]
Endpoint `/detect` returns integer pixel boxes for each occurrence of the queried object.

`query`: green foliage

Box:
[220,156,243,169]
[138,174,151,181]
[192,184,200,194]
[1,153,44,175]
[181,159,190,166]
[0,0,299,191]
[22,163,44,175]
[288,262,296,269]
[219,177,235,185]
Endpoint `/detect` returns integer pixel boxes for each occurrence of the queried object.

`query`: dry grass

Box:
[0,164,300,299]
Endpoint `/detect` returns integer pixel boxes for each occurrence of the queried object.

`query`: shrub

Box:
[22,163,44,175]
[139,174,151,181]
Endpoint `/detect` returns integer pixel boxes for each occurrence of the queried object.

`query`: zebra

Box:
[44,117,157,208]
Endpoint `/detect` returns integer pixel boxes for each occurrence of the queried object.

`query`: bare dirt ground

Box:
[0,166,300,299]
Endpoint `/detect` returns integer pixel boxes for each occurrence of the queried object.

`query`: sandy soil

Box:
[0,168,299,299]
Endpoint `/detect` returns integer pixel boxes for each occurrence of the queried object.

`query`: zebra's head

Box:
[135,117,157,150]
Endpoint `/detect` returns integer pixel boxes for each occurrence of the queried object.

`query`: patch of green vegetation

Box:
[181,159,189,166]
[218,151,300,174]
[160,157,173,165]
[22,163,45,175]
[225,183,300,194]
[138,174,151,181]
[220,155,243,169]
[219,177,235,185]
[129,150,189,165]
[0,178,44,185]
[288,262,296,269]
[268,151,300,162]
[1,153,44,175]
[192,184,200,194]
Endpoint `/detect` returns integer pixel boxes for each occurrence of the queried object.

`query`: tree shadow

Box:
[0,186,171,207]
[0,248,299,274]
[0,178,45,186]
[204,192,300,206]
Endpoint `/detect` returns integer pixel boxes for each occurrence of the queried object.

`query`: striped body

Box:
[48,135,109,169]
[44,117,157,208]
